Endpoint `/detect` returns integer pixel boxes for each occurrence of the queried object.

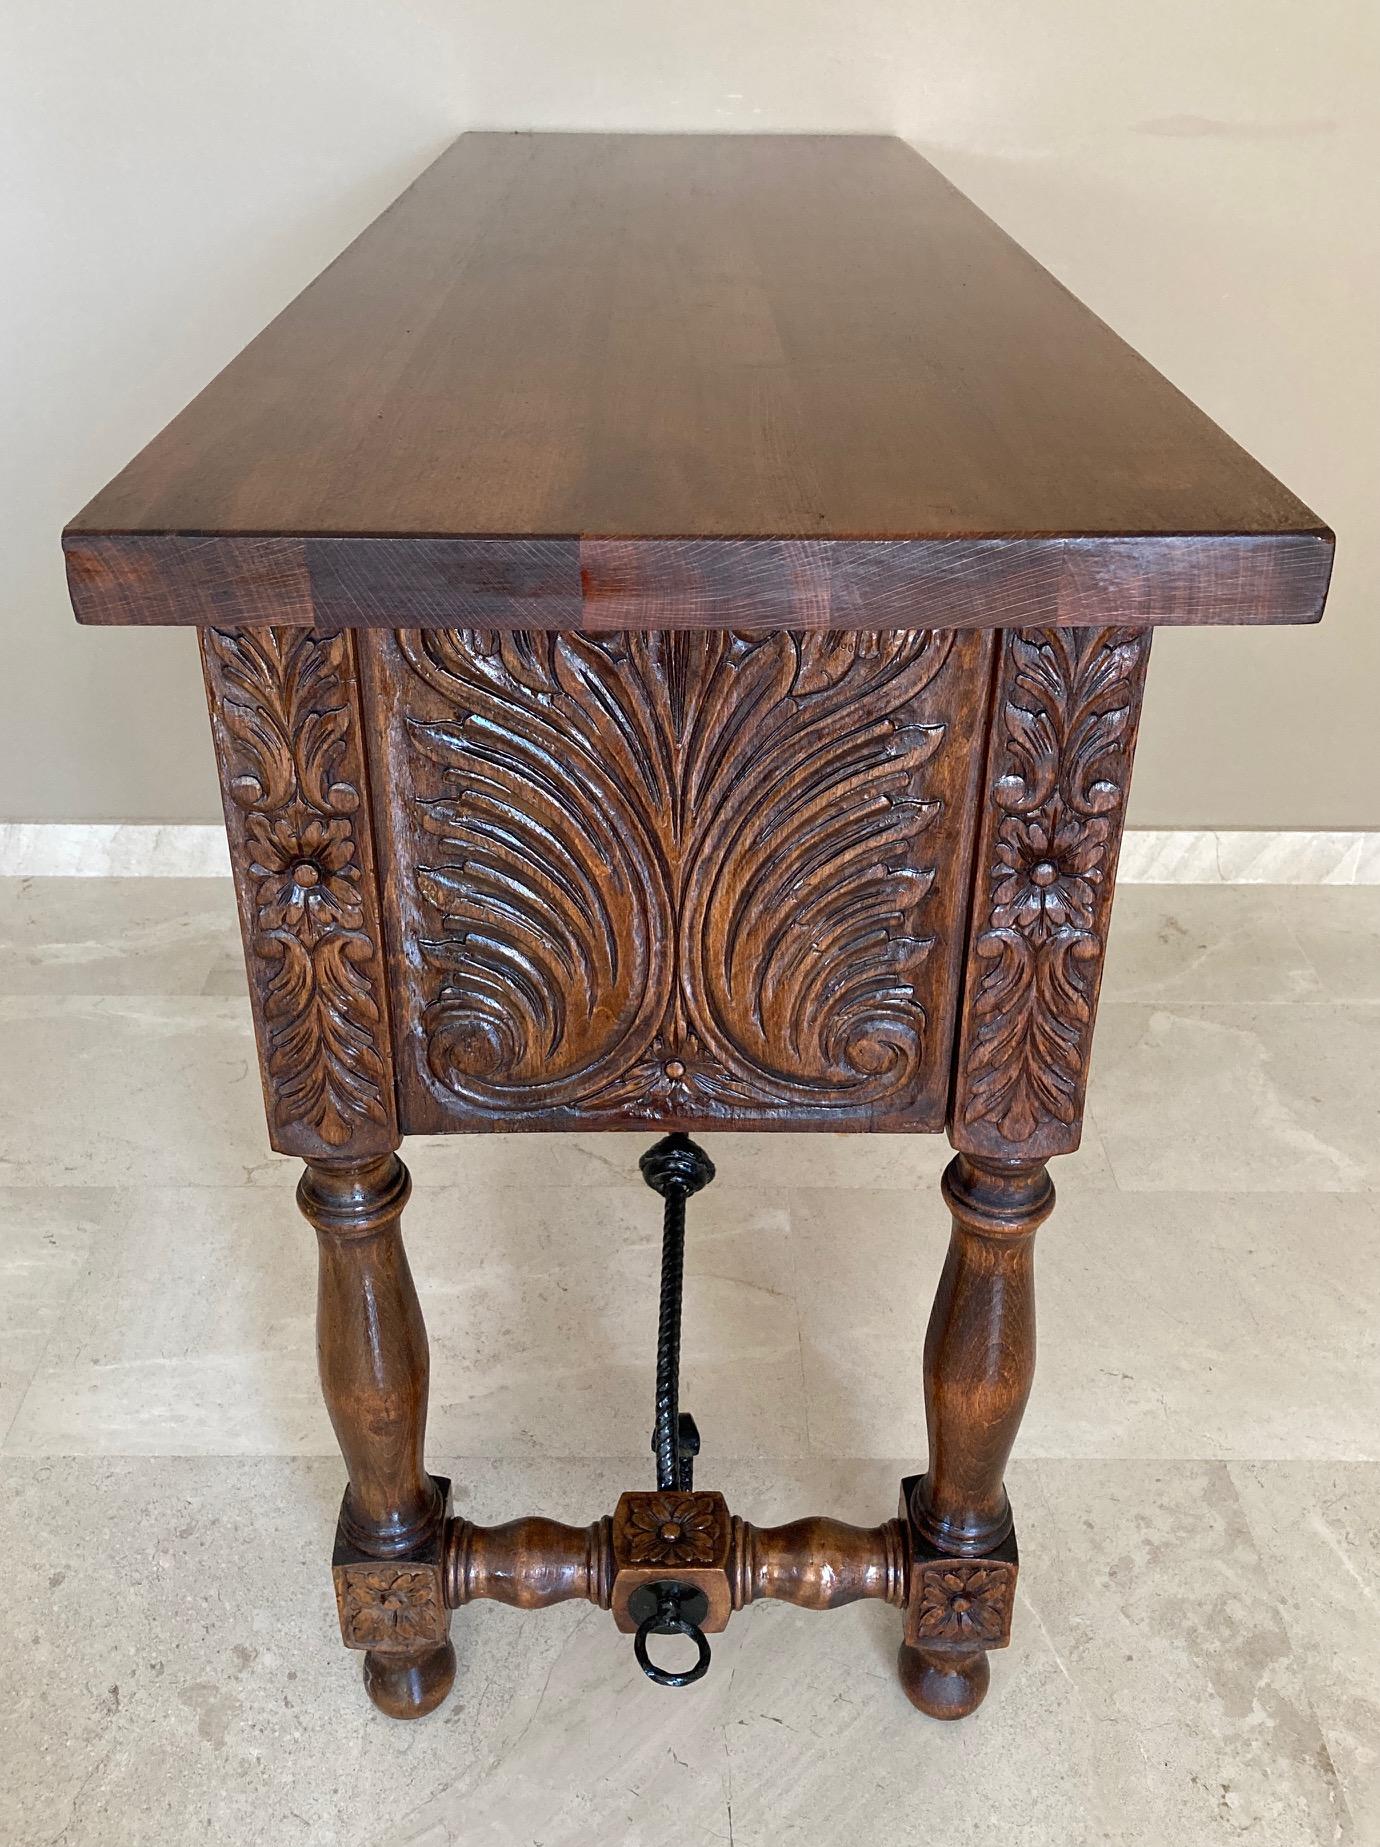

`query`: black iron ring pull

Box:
[633,1586,712,1689]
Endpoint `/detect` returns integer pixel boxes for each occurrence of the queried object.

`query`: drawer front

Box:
[363,627,994,1133]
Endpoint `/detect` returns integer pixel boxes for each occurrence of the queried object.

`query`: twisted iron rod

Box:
[638,1133,715,1493]
[654,1181,687,1490]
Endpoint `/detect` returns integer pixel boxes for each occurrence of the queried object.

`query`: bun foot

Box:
[363,1640,456,1719]
[897,1642,990,1720]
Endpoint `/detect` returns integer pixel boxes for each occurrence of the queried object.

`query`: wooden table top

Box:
[65,133,1331,634]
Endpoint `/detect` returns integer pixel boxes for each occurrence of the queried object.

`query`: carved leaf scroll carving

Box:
[955,627,1151,1154]
[204,628,391,1150]
[384,627,984,1127]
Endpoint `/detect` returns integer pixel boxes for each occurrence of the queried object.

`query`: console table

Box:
[64,133,1331,1724]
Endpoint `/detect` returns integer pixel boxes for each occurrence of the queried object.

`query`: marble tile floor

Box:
[0,877,1377,1846]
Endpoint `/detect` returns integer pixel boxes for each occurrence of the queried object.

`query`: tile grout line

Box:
[3,824,1380,882]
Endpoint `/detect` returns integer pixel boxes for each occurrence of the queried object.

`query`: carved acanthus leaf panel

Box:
[201,627,396,1155]
[367,627,992,1131]
[952,626,1151,1159]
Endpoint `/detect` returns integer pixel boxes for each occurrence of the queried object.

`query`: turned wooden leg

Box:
[297,1152,455,1719]
[898,1151,1053,1719]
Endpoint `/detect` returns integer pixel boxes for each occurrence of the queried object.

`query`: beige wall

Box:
[4,1,1374,826]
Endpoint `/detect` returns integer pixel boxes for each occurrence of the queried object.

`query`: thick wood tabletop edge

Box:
[62,130,1332,637]
[64,526,1333,632]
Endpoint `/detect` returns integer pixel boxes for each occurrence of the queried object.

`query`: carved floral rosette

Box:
[202,627,395,1154]
[907,1557,1017,1650]
[374,625,990,1130]
[953,625,1151,1157]
[619,1493,722,1568]
[334,1563,448,1651]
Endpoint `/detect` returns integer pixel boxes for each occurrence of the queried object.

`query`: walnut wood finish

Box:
[364,625,991,1132]
[731,1514,909,1613]
[443,1499,909,1623]
[897,1641,991,1723]
[66,528,1330,636]
[299,1154,454,1717]
[898,1155,1052,1718]
[65,135,1330,634]
[446,1515,615,1612]
[953,625,1151,1159]
[913,1157,1053,1555]
[200,626,397,1159]
[68,131,1330,1730]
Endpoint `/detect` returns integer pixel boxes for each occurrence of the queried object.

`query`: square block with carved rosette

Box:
[610,1490,733,1634]
[332,1477,452,1654]
[899,1477,1018,1652]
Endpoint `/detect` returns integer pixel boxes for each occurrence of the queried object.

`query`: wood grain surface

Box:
[363,624,992,1133]
[951,625,1152,1160]
[200,625,399,1159]
[65,134,1331,632]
